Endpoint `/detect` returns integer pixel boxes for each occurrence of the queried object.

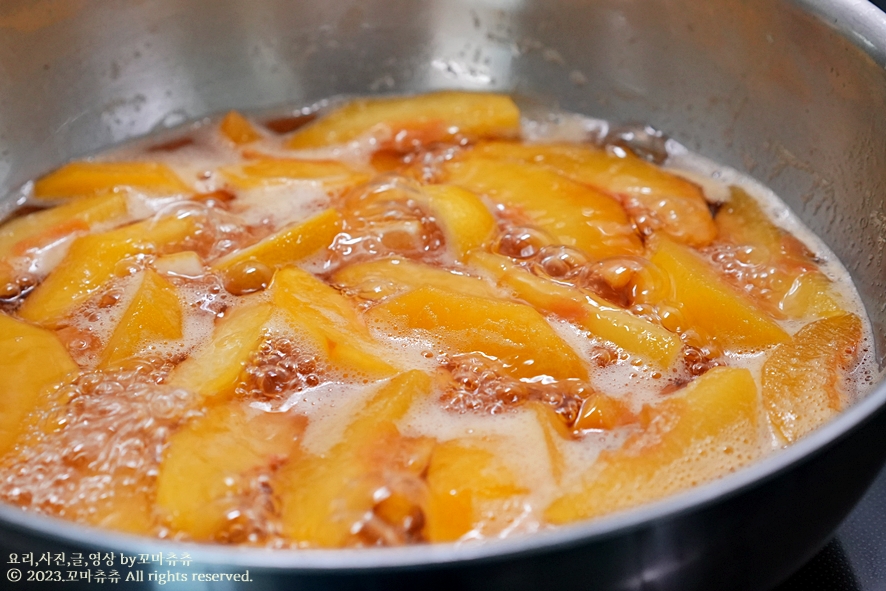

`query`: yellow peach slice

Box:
[272,266,398,379]
[212,208,342,273]
[19,214,198,327]
[0,314,78,457]
[715,187,843,319]
[278,370,433,547]
[331,257,498,302]
[367,284,587,380]
[424,439,527,542]
[219,158,369,192]
[649,237,789,349]
[474,141,716,247]
[762,313,862,443]
[442,156,642,260]
[157,401,306,541]
[417,184,496,261]
[99,269,183,368]
[546,367,761,523]
[0,194,128,260]
[168,300,273,401]
[33,161,190,201]
[468,251,681,367]
[286,91,520,150]
[219,110,262,145]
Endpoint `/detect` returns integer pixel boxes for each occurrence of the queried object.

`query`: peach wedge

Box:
[286,91,520,150]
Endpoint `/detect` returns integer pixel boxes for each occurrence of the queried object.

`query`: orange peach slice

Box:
[278,370,433,547]
[762,313,862,443]
[417,184,496,261]
[442,155,642,260]
[33,161,190,201]
[0,313,78,457]
[367,284,587,380]
[331,257,498,302]
[474,141,716,247]
[0,193,128,260]
[272,266,398,379]
[424,439,527,542]
[219,110,262,145]
[168,300,272,402]
[220,158,368,191]
[212,208,342,273]
[649,237,789,350]
[99,269,183,368]
[546,367,761,523]
[157,401,306,541]
[286,91,520,150]
[468,251,681,367]
[19,214,198,327]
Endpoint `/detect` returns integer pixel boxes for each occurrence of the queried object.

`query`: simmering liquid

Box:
[0,92,875,547]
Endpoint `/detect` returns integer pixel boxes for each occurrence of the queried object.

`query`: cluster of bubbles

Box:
[0,358,193,526]
[236,338,323,404]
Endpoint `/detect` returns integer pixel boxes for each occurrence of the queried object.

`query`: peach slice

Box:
[219,158,369,191]
[99,269,183,368]
[278,370,433,547]
[286,91,520,150]
[417,184,496,261]
[649,236,789,349]
[19,214,198,327]
[0,193,128,260]
[468,251,681,367]
[423,439,527,542]
[219,110,263,145]
[211,208,342,274]
[168,300,273,401]
[367,284,587,380]
[715,187,843,319]
[156,401,306,541]
[0,313,78,457]
[272,266,398,379]
[762,313,862,443]
[546,367,761,523]
[442,155,642,260]
[33,161,190,201]
[331,257,499,302]
[474,141,716,247]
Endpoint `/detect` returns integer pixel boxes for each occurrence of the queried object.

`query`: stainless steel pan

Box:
[1,1,885,589]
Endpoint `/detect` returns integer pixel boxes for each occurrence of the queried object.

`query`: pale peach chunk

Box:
[442,156,642,260]
[212,208,342,273]
[278,370,433,547]
[219,110,262,145]
[271,266,398,379]
[367,284,588,380]
[99,269,183,368]
[416,185,496,261]
[331,257,499,302]
[18,215,198,327]
[33,161,190,201]
[0,194,128,260]
[156,401,306,541]
[424,439,527,542]
[286,91,520,150]
[468,251,681,367]
[649,237,789,350]
[762,313,862,443]
[168,300,273,401]
[715,187,843,319]
[474,141,717,247]
[219,158,370,192]
[0,314,78,457]
[546,367,761,523]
